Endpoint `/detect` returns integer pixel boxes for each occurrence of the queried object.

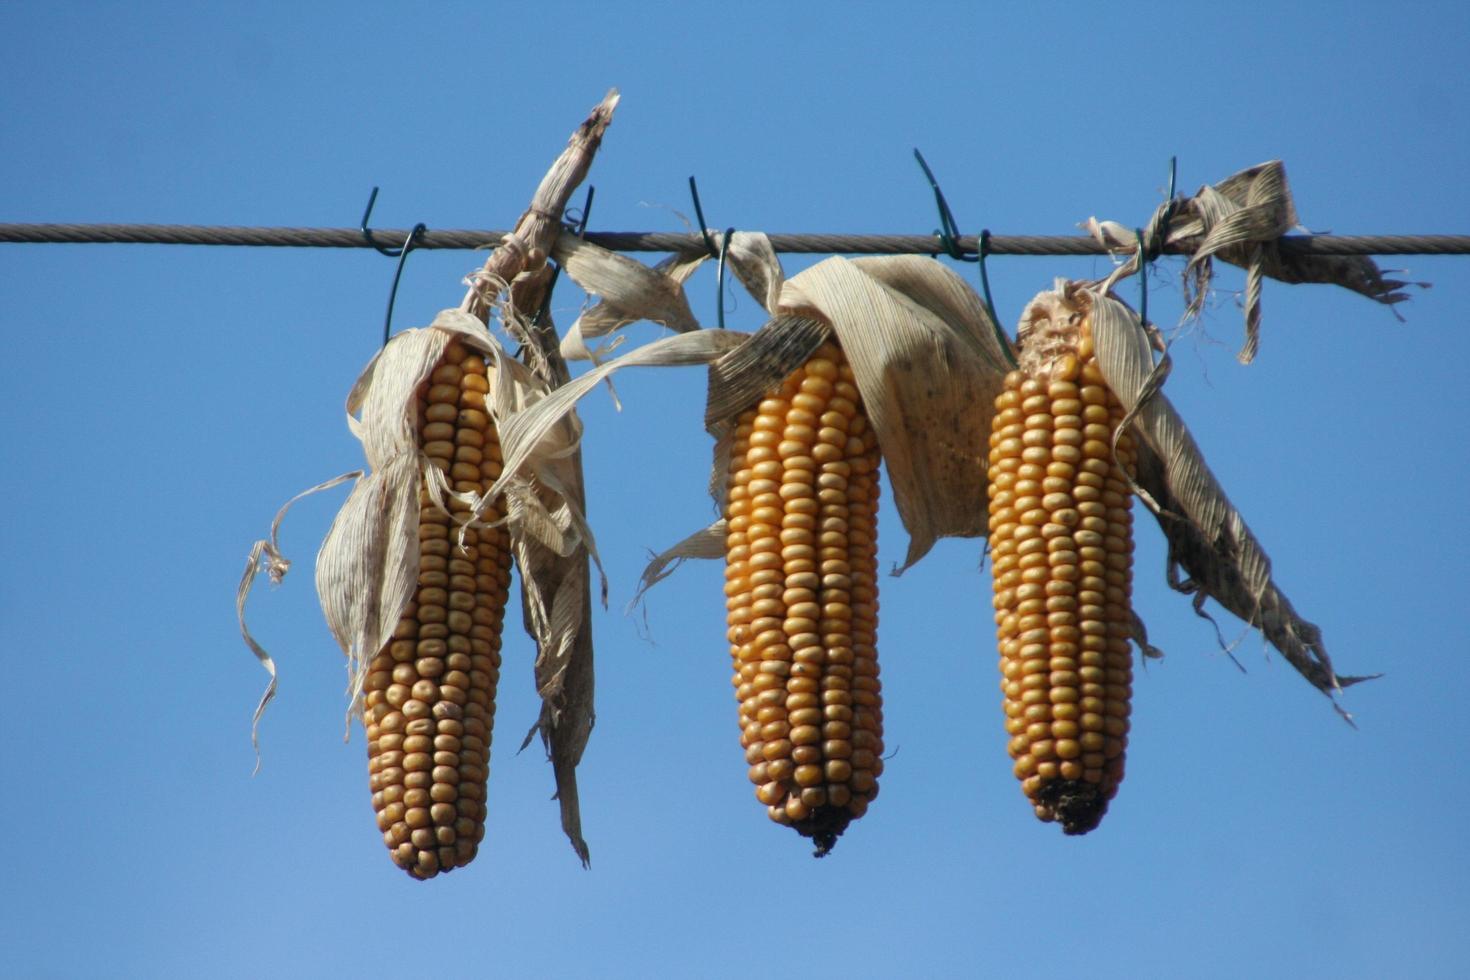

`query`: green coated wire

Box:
[381,223,426,345]
[1135,228,1149,330]
[914,149,1016,367]
[687,176,734,328]
[1132,157,1176,333]
[912,148,966,260]
[360,186,428,345]
[715,226,734,329]
[976,229,1016,368]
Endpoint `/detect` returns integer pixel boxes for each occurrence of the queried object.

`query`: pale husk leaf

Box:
[557,230,783,365]
[506,465,596,866]
[720,230,786,314]
[777,255,1011,570]
[629,520,729,611]
[315,451,423,726]
[848,255,1014,376]
[236,470,361,768]
[555,234,701,365]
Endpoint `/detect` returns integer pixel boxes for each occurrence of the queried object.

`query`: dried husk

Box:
[483,339,598,864]
[557,230,784,366]
[490,321,755,866]
[1085,160,1420,363]
[556,237,702,364]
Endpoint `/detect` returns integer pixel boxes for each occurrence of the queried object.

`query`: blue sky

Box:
[3,3,1468,978]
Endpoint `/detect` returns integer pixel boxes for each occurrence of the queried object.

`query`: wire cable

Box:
[1,223,1467,255]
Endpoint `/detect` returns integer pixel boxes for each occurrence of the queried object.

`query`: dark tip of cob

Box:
[1038,780,1108,835]
[797,805,852,857]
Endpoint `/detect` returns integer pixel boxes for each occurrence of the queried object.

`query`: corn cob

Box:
[987,310,1135,834]
[723,340,883,856]
[361,340,513,878]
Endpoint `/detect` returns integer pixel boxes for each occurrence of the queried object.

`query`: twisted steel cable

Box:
[1,223,1467,255]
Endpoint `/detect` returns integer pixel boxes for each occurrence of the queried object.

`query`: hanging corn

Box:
[361,339,514,879]
[987,300,1136,834]
[722,339,884,856]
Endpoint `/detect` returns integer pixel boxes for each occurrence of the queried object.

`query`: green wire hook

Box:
[1144,156,1180,261]
[360,186,421,258]
[1131,157,1178,335]
[688,176,734,328]
[913,149,1015,367]
[360,186,427,345]
[380,222,426,346]
[715,226,735,330]
[687,176,717,258]
[1135,228,1149,331]
[976,229,1000,334]
[913,148,968,260]
[567,185,595,238]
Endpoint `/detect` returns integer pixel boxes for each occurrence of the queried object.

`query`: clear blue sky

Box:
[3,3,1468,978]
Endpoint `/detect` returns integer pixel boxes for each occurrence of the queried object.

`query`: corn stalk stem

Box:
[459,89,620,330]
[458,90,617,868]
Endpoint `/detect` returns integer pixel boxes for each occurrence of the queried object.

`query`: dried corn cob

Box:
[723,340,883,856]
[987,309,1135,834]
[361,340,513,878]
